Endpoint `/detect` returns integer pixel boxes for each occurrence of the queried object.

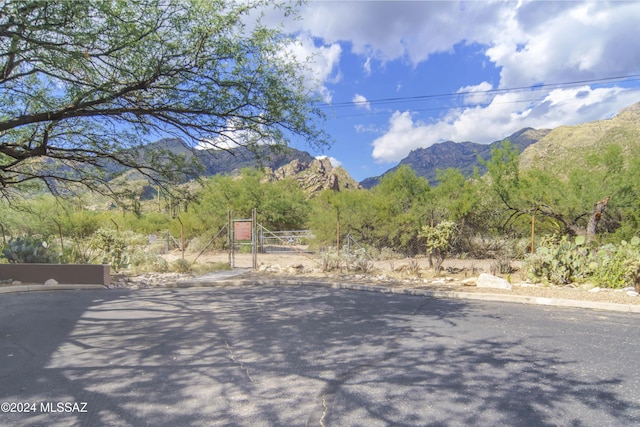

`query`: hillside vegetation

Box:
[519,103,640,174]
[2,103,640,289]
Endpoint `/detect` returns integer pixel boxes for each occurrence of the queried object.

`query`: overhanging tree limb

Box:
[0,0,328,198]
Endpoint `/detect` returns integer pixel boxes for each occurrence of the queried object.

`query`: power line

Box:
[329,96,548,119]
[316,73,640,110]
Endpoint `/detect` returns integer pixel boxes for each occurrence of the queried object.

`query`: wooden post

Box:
[531,209,536,253]
[336,218,341,256]
[178,217,185,259]
[252,208,258,270]
[228,210,233,268]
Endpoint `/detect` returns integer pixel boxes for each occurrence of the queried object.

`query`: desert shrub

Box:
[56,243,91,264]
[171,258,192,273]
[129,252,169,273]
[321,248,341,272]
[345,248,374,273]
[420,220,457,273]
[89,228,129,271]
[524,235,590,285]
[589,237,640,289]
[1,237,57,263]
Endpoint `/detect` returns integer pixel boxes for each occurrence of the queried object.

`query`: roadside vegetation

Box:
[2,141,640,290]
[2,2,639,290]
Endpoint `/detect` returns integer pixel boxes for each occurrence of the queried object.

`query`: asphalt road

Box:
[0,285,639,426]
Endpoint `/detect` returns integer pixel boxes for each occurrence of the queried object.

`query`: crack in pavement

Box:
[224,340,259,385]
[306,299,431,426]
[319,395,328,427]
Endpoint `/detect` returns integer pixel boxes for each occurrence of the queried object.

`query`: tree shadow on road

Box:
[0,285,638,426]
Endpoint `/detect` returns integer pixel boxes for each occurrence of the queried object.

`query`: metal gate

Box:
[258,227,314,253]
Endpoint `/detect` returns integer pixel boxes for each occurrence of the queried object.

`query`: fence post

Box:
[165,230,169,254]
[252,208,257,269]
[228,210,233,268]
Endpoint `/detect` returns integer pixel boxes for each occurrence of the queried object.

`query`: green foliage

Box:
[89,229,129,272]
[482,140,520,209]
[187,170,310,238]
[171,258,192,274]
[1,237,56,263]
[0,0,328,197]
[129,252,169,274]
[524,235,640,289]
[419,220,457,273]
[525,235,589,285]
[369,166,433,254]
[308,167,434,256]
[589,237,640,289]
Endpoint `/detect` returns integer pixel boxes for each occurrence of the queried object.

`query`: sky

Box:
[265,0,640,182]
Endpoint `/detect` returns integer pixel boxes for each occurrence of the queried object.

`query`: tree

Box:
[369,166,432,255]
[484,140,617,242]
[308,188,376,249]
[186,169,309,238]
[0,0,327,198]
[419,220,457,273]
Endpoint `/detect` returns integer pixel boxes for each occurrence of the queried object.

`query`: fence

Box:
[259,228,314,253]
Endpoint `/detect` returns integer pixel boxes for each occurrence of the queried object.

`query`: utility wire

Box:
[316,73,640,110]
[328,97,548,119]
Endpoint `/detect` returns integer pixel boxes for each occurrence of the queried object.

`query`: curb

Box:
[2,275,639,314]
[204,277,640,314]
[0,284,108,294]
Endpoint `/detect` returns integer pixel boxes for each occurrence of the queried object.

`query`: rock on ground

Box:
[476,273,512,290]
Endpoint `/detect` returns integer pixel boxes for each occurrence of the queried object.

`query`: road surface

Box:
[1,285,639,426]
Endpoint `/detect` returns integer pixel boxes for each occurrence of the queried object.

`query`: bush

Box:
[525,235,640,289]
[420,221,457,273]
[89,228,129,271]
[171,258,192,273]
[525,235,589,285]
[589,238,640,289]
[321,248,342,272]
[1,237,57,263]
[129,252,169,273]
[345,248,374,273]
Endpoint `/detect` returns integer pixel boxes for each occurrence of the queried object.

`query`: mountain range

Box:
[136,101,640,194]
[359,127,551,188]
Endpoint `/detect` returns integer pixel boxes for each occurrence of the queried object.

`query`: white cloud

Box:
[291,1,640,82]
[289,1,507,65]
[372,87,640,163]
[487,1,640,88]
[352,93,370,110]
[316,155,342,168]
[270,1,640,164]
[363,57,372,76]
[354,123,379,134]
[284,33,342,103]
[457,81,495,106]
[195,118,271,151]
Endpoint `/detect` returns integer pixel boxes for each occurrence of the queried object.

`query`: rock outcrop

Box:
[264,157,362,197]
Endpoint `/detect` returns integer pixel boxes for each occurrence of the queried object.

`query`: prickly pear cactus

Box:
[1,237,56,263]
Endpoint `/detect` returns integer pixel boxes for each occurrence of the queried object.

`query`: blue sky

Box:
[264,1,640,182]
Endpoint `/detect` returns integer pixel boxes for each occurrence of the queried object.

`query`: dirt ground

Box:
[2,249,638,306]
[167,250,640,306]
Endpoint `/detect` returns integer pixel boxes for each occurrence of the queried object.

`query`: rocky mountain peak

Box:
[264,157,362,196]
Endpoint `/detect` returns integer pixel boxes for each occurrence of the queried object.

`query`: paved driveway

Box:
[1,285,639,426]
